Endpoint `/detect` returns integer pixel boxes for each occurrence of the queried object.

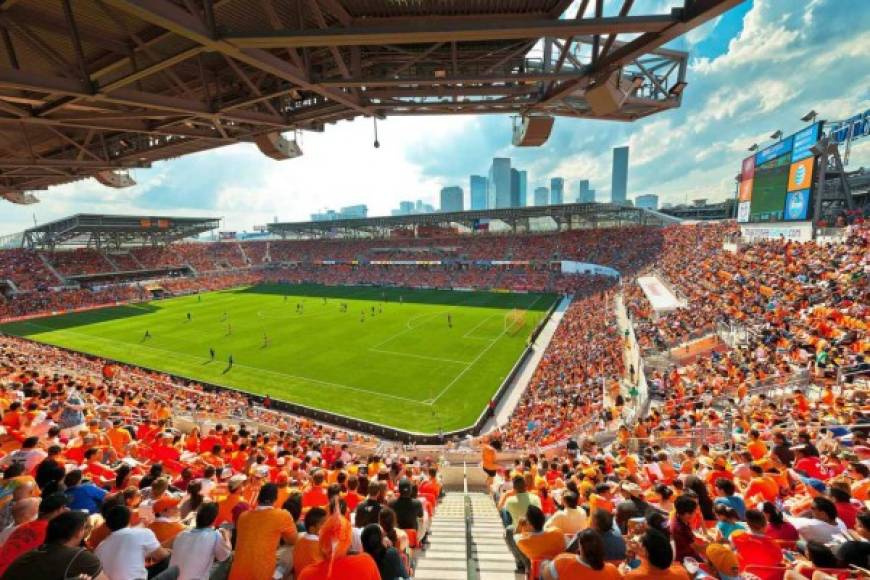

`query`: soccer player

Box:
[198,294,202,303]
[209,347,215,361]
[284,295,288,302]
[228,354,234,368]
[143,330,151,341]
[221,312,228,322]
[262,333,270,348]
[448,313,452,328]
[370,306,375,316]
[187,312,191,322]
[226,324,232,336]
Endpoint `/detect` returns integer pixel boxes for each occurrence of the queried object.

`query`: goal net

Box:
[503,309,528,336]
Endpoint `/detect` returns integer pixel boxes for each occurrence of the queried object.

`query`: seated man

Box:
[514,505,567,569]
[731,509,783,580]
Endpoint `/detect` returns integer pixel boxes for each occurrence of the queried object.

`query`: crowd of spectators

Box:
[0,334,440,579]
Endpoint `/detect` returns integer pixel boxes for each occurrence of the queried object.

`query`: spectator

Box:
[169,502,232,580]
[389,478,423,533]
[544,528,623,580]
[1,510,106,580]
[293,507,327,578]
[0,493,68,576]
[624,529,690,580]
[95,505,176,580]
[63,470,107,515]
[546,491,587,535]
[229,483,297,580]
[360,523,409,580]
[297,506,380,580]
[514,505,567,570]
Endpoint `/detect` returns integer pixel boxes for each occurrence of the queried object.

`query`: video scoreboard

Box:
[737,122,821,223]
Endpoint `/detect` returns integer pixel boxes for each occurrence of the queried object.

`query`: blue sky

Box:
[1,0,868,235]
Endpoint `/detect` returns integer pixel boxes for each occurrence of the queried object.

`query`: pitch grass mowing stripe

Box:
[0,284,555,433]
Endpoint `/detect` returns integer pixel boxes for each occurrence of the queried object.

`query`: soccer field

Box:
[0,284,555,433]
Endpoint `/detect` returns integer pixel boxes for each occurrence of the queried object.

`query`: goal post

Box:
[503,308,528,336]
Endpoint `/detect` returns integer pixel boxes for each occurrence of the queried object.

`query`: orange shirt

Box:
[744,477,778,503]
[301,486,328,509]
[516,529,566,561]
[107,427,132,453]
[148,520,185,547]
[482,445,498,471]
[747,440,767,461]
[292,534,323,577]
[229,507,297,580]
[215,492,243,527]
[625,562,691,580]
[549,555,624,580]
[298,553,380,580]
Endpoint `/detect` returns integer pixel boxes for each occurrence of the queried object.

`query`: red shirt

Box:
[731,533,784,580]
[0,519,49,575]
[301,486,328,509]
[835,500,860,529]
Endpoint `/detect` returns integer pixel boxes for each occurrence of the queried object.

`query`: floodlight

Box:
[801,110,818,123]
[748,143,758,152]
[770,130,783,141]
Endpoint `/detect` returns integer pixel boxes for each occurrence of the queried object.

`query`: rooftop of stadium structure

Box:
[21,213,220,250]
[268,201,681,237]
[0,0,738,196]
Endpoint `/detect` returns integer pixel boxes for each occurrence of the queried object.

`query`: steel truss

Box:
[0,0,742,194]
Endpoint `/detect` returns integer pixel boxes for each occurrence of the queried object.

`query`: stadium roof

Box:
[0,0,739,195]
[268,202,680,237]
[22,213,219,250]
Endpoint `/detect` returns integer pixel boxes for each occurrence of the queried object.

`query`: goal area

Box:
[503,308,528,336]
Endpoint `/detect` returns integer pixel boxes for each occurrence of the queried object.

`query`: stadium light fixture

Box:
[801,110,818,123]
[668,81,687,96]
[770,130,783,141]
[748,143,758,152]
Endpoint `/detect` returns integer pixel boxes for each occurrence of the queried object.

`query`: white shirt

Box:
[786,516,847,544]
[170,527,232,580]
[546,507,588,535]
[95,526,161,580]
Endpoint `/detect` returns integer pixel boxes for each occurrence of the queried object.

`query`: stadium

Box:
[0,1,867,580]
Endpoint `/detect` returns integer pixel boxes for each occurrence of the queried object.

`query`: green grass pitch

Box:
[1,284,555,433]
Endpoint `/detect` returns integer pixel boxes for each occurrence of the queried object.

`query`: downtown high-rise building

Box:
[634,194,659,210]
[487,157,512,209]
[517,170,528,207]
[577,180,595,203]
[470,175,488,210]
[611,146,629,204]
[550,177,564,205]
[534,186,549,206]
[440,186,464,212]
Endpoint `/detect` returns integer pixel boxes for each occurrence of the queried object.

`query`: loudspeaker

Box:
[585,73,624,116]
[255,132,303,160]
[512,116,555,147]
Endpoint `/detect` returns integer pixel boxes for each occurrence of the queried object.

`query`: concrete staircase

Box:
[469,493,523,580]
[414,492,521,580]
[414,493,467,579]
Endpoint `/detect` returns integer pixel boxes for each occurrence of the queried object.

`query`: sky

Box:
[1,0,868,235]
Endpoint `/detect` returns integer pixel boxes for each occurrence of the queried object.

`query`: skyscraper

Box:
[550,177,564,205]
[534,187,549,206]
[440,186,464,212]
[510,169,520,207]
[487,157,512,209]
[470,175,488,210]
[611,146,629,204]
[518,170,528,207]
[577,180,594,203]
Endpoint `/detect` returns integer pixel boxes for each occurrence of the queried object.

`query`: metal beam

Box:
[225,15,677,48]
[102,0,370,115]
[0,158,149,168]
[99,46,203,93]
[0,67,288,128]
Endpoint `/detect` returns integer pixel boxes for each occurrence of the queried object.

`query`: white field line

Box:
[21,321,426,406]
[428,294,546,405]
[368,347,470,366]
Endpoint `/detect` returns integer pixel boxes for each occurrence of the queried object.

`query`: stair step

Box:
[416,559,467,570]
[414,570,468,579]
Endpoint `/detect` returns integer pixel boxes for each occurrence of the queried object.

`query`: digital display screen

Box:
[736,122,821,223]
